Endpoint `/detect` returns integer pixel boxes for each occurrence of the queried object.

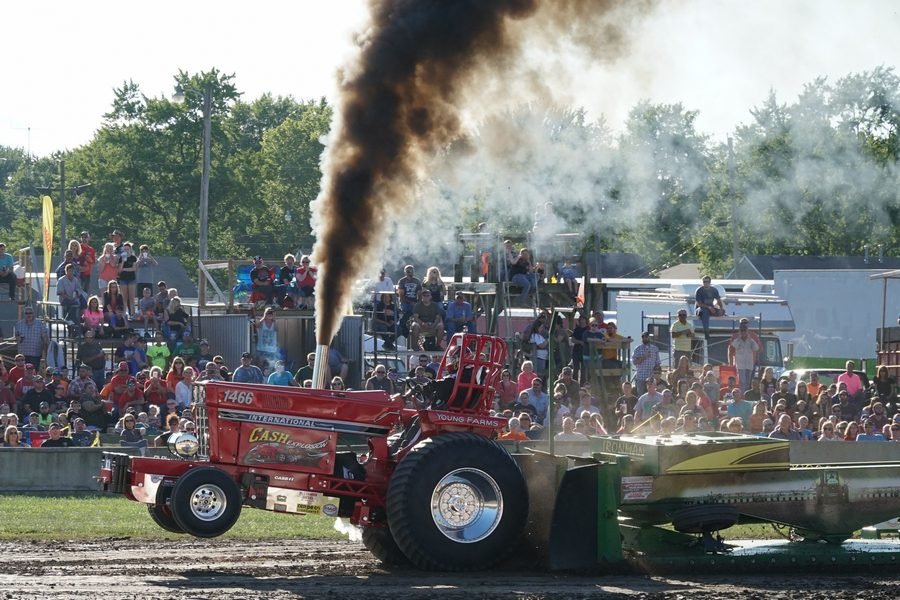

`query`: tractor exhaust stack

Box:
[311,344,330,389]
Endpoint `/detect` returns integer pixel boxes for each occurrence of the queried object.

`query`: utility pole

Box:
[59,159,66,253]
[35,162,90,255]
[728,137,740,274]
[200,87,212,261]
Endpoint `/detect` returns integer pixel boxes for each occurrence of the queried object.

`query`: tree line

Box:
[0,67,897,278]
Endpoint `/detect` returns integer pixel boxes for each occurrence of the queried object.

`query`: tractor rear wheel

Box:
[362,526,408,566]
[386,433,528,571]
[170,467,242,538]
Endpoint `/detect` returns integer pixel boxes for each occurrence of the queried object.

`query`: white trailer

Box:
[773,269,900,374]
[614,281,794,372]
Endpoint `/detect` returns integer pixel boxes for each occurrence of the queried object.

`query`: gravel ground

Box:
[3,538,900,599]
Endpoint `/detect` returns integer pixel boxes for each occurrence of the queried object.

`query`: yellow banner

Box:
[42,195,53,304]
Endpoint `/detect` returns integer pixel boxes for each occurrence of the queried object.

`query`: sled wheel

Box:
[362,526,409,566]
[386,432,528,571]
[170,467,242,538]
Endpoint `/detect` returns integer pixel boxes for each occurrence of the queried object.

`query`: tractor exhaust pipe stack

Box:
[311,344,330,389]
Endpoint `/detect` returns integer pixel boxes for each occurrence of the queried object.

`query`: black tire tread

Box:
[147,503,185,534]
[386,432,527,571]
[362,526,409,566]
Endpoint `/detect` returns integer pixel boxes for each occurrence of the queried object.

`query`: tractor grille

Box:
[192,383,210,459]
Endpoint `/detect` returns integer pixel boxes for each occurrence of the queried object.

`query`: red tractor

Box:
[99,333,529,571]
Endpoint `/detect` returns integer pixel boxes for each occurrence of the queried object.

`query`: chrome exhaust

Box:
[311,344,330,389]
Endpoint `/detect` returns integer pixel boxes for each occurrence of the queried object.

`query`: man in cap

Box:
[445,291,475,340]
[670,309,695,366]
[631,331,660,397]
[40,422,75,447]
[78,231,96,292]
[110,229,125,259]
[729,318,759,392]
[249,256,274,306]
[69,418,94,447]
[24,377,54,420]
[0,242,16,301]
[232,352,264,384]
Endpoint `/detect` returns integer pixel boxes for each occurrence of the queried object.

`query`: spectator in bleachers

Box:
[267,360,295,386]
[249,256,275,307]
[77,232,95,292]
[508,247,537,304]
[2,426,27,447]
[56,245,79,278]
[165,357,187,397]
[510,390,538,422]
[76,330,107,389]
[631,331,660,397]
[7,356,26,390]
[69,418,94,447]
[119,413,147,452]
[81,296,105,337]
[135,287,159,331]
[372,293,397,350]
[57,263,86,326]
[365,364,395,394]
[423,267,447,310]
[330,376,345,391]
[278,253,297,300]
[292,255,317,310]
[163,296,190,347]
[14,363,37,412]
[41,422,74,447]
[524,378,549,425]
[843,421,861,441]
[445,291,475,341]
[25,378,54,421]
[68,363,100,404]
[0,381,15,411]
[134,244,158,305]
[143,366,167,412]
[15,307,49,372]
[498,416,528,441]
[516,360,538,393]
[857,419,886,441]
[146,330,171,372]
[409,290,444,352]
[97,243,119,292]
[154,281,170,317]
[232,352,264,384]
[196,340,214,369]
[116,377,146,417]
[496,369,517,411]
[370,267,394,302]
[396,265,421,339]
[254,307,281,368]
[198,361,224,382]
[178,332,201,364]
[554,416,589,442]
[102,280,124,323]
[0,242,18,302]
[293,352,315,386]
[20,411,45,436]
[153,414,181,447]
[174,367,194,411]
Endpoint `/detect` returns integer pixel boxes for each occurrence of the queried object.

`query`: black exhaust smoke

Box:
[313,0,655,343]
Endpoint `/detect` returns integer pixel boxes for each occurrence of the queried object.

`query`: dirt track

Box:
[3,538,900,599]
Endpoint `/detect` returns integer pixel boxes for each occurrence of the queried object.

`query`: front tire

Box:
[169,467,242,538]
[386,433,528,571]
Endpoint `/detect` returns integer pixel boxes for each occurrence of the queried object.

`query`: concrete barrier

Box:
[0,447,167,492]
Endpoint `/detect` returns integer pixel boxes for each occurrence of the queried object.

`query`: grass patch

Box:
[0,493,345,541]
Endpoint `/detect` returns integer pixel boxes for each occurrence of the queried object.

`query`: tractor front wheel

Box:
[169,467,242,538]
[386,433,528,571]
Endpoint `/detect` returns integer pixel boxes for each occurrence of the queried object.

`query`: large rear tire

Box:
[386,433,528,571]
[169,467,242,538]
[362,526,408,566]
